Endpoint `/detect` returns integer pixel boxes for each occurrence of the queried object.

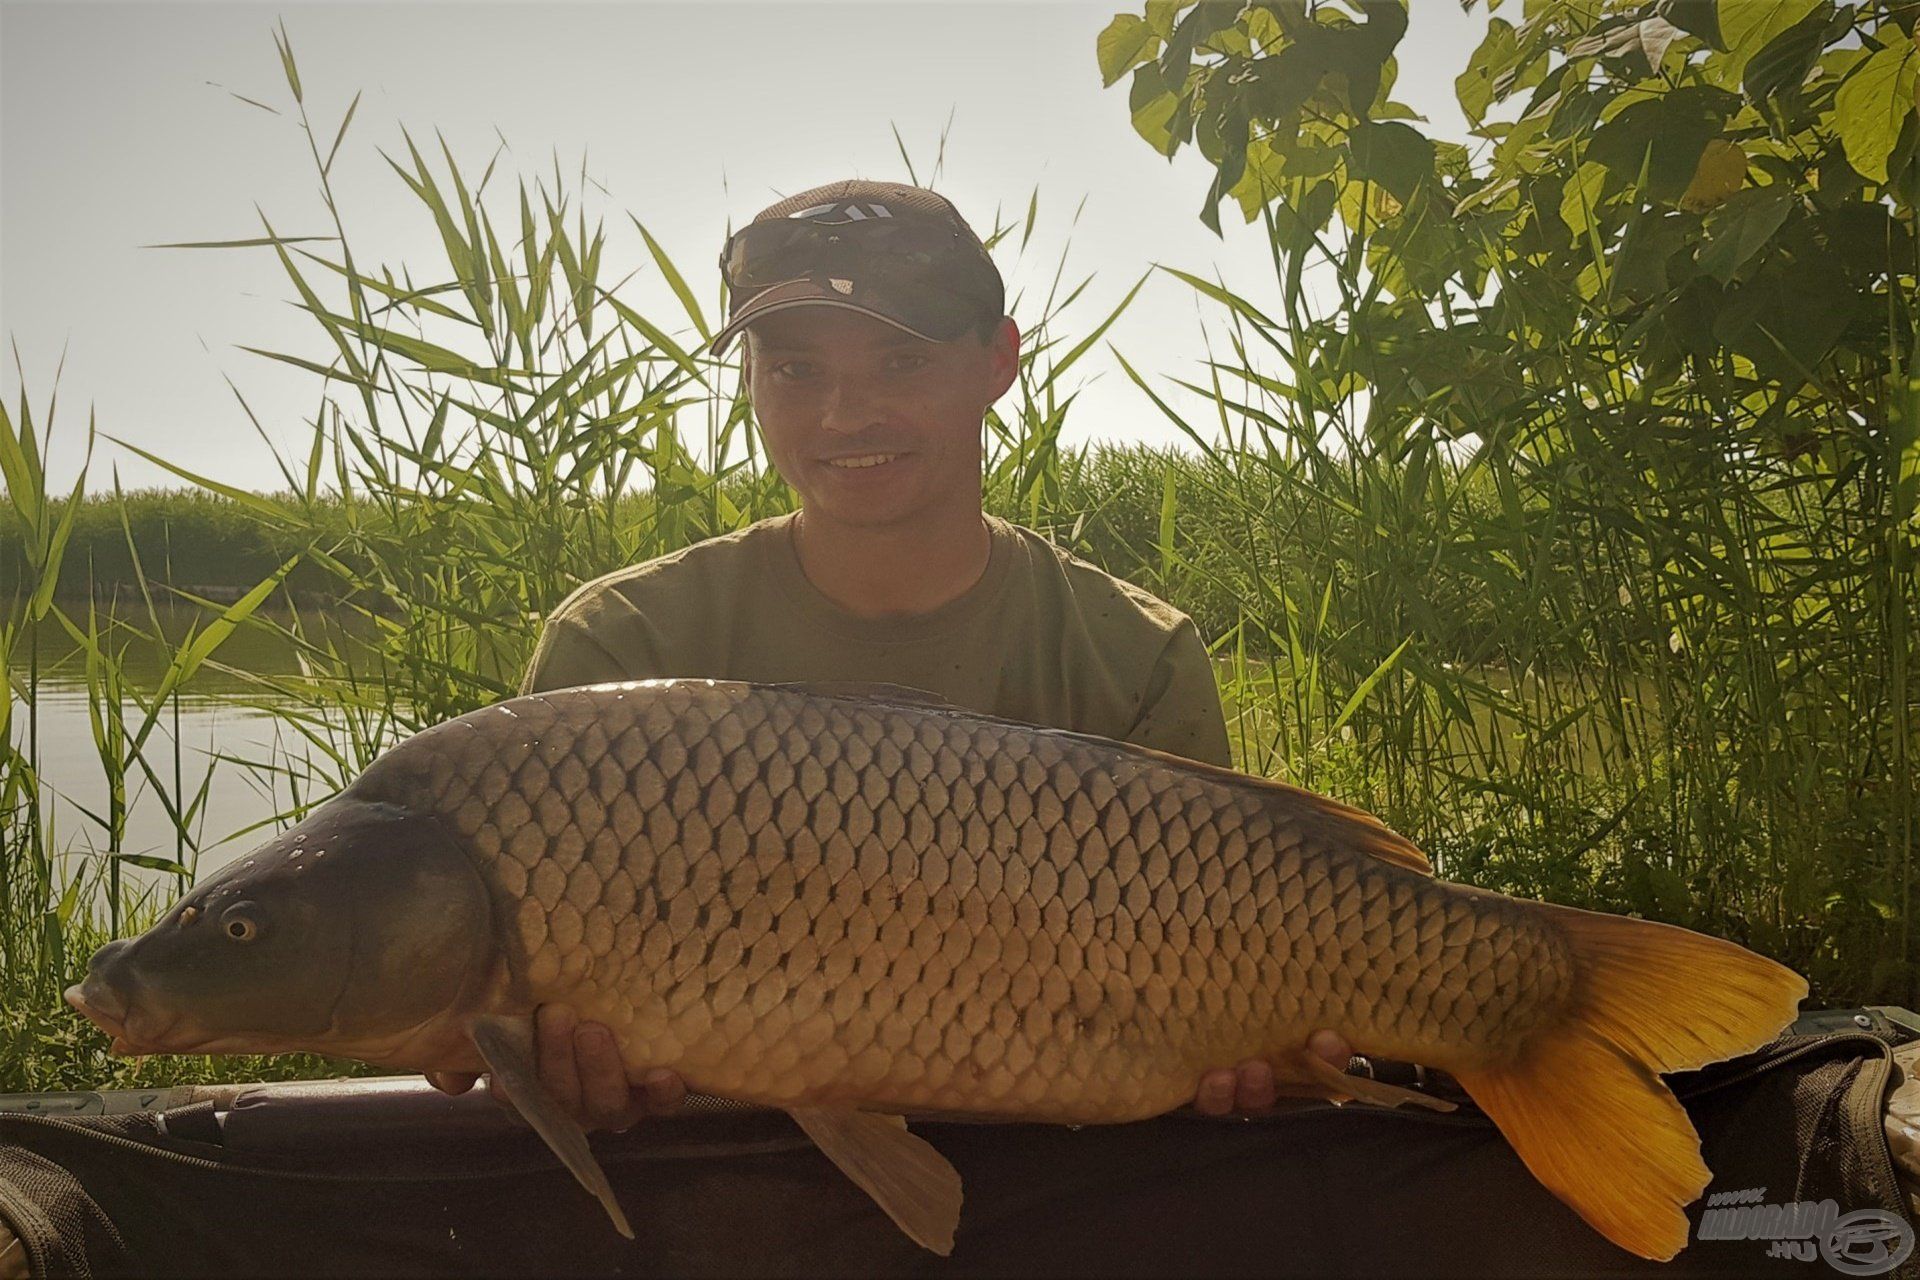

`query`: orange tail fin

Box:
[1451,902,1808,1261]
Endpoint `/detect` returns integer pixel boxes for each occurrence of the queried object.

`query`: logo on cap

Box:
[788,200,895,225]
[829,278,854,294]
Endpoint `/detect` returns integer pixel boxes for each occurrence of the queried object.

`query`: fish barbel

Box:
[67,679,1806,1259]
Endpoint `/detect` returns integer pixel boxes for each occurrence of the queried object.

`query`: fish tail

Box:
[1450,902,1807,1261]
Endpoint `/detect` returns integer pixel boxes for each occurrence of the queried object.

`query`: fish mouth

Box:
[65,978,195,1056]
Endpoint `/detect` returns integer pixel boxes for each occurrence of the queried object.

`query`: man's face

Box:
[741,307,1019,530]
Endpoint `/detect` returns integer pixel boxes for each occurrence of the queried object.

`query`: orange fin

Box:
[789,1108,963,1255]
[1453,903,1807,1261]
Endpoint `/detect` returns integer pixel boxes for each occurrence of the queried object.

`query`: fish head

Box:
[66,798,496,1064]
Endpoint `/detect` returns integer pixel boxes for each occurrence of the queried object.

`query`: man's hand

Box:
[1192,1029,1354,1116]
[425,1004,686,1132]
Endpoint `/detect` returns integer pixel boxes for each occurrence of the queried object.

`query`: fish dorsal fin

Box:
[470,1015,635,1239]
[1113,740,1436,877]
[762,681,1432,877]
[788,1108,963,1255]
[774,681,960,710]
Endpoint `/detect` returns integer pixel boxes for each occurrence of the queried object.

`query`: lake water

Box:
[10,602,378,898]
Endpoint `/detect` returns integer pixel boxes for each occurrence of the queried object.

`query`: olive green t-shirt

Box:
[521,513,1232,767]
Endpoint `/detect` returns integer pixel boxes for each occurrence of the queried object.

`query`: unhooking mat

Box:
[0,1008,1915,1279]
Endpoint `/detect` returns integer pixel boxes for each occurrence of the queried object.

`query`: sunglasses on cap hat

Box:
[712,201,1005,353]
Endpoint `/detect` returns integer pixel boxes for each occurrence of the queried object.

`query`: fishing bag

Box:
[0,1007,1914,1279]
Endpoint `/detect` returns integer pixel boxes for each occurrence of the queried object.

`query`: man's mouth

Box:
[823,452,905,470]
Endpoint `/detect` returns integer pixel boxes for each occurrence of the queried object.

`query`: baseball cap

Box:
[709,179,1006,357]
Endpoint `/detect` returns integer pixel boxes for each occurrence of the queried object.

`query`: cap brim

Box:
[707,278,943,357]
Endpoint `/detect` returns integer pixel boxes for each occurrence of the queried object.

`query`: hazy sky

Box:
[2,1,1490,491]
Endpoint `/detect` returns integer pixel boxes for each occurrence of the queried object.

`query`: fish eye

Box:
[221,903,263,943]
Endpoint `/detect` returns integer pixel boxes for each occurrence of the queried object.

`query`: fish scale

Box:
[355,679,1566,1117]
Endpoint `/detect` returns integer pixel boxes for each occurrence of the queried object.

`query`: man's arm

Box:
[1127,618,1234,768]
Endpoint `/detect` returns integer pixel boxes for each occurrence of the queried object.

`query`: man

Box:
[429,179,1354,1128]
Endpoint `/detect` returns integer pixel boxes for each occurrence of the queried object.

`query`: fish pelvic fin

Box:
[788,1108,963,1256]
[470,1015,635,1240]
[1453,903,1807,1262]
[1270,1045,1456,1112]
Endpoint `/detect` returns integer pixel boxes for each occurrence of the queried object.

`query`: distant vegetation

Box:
[4,1,1916,1090]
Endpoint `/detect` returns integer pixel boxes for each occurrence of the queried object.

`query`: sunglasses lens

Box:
[724,220,967,291]
[719,217,1002,343]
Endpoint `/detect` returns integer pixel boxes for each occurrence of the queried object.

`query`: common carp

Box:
[67,679,1806,1260]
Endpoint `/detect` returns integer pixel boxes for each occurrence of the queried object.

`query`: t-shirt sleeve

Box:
[1126,618,1233,767]
[520,603,667,696]
[521,615,624,695]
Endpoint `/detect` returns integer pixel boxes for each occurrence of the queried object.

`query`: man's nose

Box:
[818,376,879,435]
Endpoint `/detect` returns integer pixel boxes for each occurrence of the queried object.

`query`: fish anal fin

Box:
[789,1108,962,1256]
[1451,901,1807,1261]
[1270,1047,1455,1112]
[471,1015,635,1240]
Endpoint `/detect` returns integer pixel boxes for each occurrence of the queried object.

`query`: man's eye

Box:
[888,354,929,373]
[774,362,815,379]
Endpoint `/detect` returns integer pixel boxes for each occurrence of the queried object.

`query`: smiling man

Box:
[428,179,1353,1128]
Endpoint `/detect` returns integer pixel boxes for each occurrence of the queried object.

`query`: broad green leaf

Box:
[1696,187,1793,283]
[1559,161,1609,238]
[1567,16,1683,78]
[1346,120,1434,203]
[1833,43,1917,183]
[1658,0,1722,49]
[1129,64,1182,158]
[1741,4,1832,107]
[1456,19,1521,126]
[1679,138,1749,212]
[1588,87,1736,202]
[1610,208,1690,306]
[1098,14,1160,88]
[1718,0,1820,78]
[1144,0,1189,42]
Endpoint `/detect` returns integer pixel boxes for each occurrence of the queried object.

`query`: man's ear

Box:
[986,317,1020,403]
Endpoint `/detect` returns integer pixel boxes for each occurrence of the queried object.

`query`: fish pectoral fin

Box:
[1273,1047,1456,1113]
[788,1108,963,1256]
[470,1015,635,1241]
